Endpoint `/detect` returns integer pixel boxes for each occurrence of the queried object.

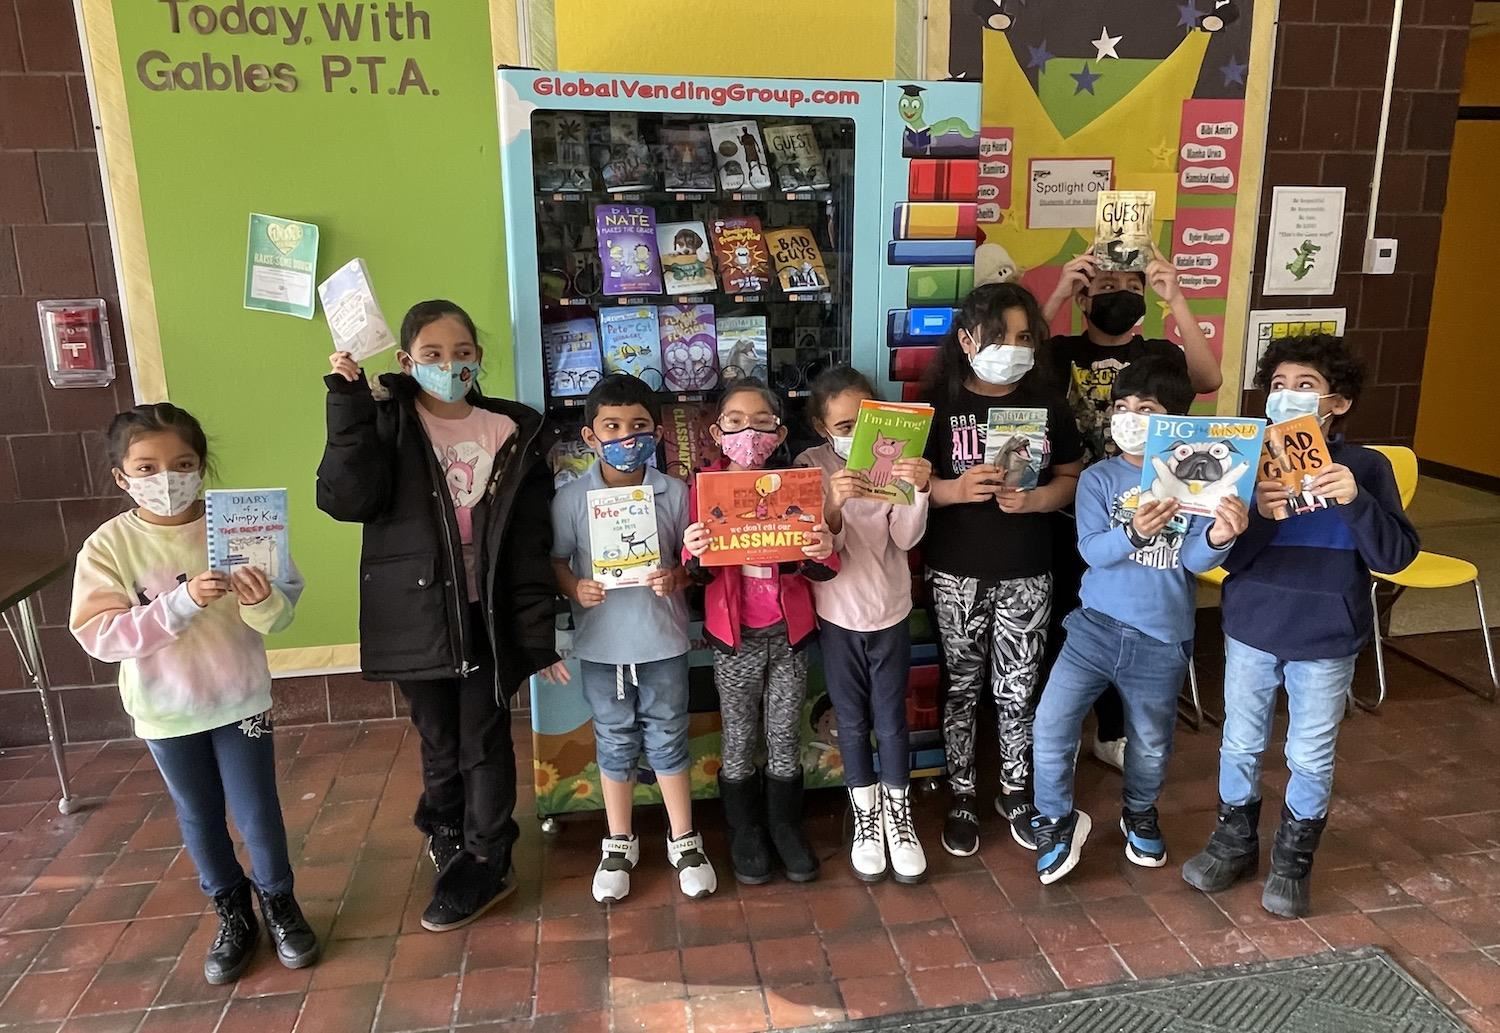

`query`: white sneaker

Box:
[848,785,887,882]
[592,835,639,904]
[667,831,718,899]
[1092,736,1127,773]
[882,784,928,885]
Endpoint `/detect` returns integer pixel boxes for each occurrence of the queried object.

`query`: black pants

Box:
[820,620,912,789]
[396,607,519,868]
[1044,511,1125,743]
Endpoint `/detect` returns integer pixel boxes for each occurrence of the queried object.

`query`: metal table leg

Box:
[4,595,79,814]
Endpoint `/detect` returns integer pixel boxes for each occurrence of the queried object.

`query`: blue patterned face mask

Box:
[598,431,656,473]
[412,360,479,403]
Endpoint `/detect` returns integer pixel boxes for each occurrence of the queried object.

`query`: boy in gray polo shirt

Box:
[547,374,718,904]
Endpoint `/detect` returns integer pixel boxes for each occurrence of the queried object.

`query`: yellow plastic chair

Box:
[1363,445,1497,710]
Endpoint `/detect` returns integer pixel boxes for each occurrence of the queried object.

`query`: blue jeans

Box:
[580,655,691,783]
[145,713,293,899]
[1034,609,1189,819]
[820,620,912,789]
[1220,635,1358,821]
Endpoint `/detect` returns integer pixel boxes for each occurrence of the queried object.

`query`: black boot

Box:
[255,887,320,969]
[426,822,464,873]
[765,769,819,883]
[422,852,517,932]
[718,771,773,885]
[1262,806,1327,919]
[204,881,257,985]
[1182,798,1261,893]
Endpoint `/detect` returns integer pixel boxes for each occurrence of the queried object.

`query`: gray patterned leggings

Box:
[714,623,809,781]
[927,569,1052,797]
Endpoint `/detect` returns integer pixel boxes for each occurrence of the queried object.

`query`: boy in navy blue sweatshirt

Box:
[1182,334,1418,919]
[1029,357,1248,885]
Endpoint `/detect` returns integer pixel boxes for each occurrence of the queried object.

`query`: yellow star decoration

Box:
[1000,207,1019,226]
[1156,299,1175,324]
[1151,138,1177,169]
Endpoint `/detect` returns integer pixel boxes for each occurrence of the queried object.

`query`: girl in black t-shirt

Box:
[921,284,1085,860]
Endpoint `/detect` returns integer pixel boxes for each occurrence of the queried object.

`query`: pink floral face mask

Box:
[718,427,781,468]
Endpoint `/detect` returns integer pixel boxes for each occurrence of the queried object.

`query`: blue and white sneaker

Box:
[1120,807,1167,868]
[1033,810,1092,885]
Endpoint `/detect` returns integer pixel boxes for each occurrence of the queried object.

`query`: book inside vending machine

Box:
[496,68,979,821]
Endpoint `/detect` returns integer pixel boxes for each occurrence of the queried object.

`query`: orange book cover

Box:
[1259,413,1334,520]
[695,467,825,566]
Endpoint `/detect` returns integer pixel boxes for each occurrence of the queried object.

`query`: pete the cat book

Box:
[206,489,289,579]
[598,306,663,386]
[710,216,772,294]
[1141,414,1266,517]
[596,204,663,296]
[983,407,1049,491]
[765,227,829,293]
[694,467,825,567]
[1093,190,1156,273]
[657,221,718,296]
[846,400,934,505]
[587,485,660,589]
[1260,413,1333,519]
[658,304,718,392]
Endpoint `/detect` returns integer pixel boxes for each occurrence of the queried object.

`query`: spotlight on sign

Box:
[1200,1,1240,31]
[976,0,1014,31]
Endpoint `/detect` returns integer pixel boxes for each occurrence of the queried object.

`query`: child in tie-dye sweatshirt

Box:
[70,404,317,986]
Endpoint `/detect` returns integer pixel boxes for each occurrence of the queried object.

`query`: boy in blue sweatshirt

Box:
[1029,357,1249,885]
[1182,334,1418,919]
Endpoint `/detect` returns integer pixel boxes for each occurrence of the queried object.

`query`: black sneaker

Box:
[204,881,258,985]
[1034,810,1092,886]
[255,887,320,969]
[994,786,1039,850]
[427,823,464,872]
[1120,806,1167,869]
[421,853,516,933]
[942,795,980,857]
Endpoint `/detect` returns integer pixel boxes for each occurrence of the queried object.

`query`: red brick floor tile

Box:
[749,933,828,988]
[688,988,768,1033]
[60,1011,147,1032]
[374,975,457,1031]
[455,965,534,1023]
[837,973,918,1020]
[675,899,747,948]
[538,910,608,962]
[953,911,1039,963]
[98,850,178,888]
[1238,919,1331,960]
[32,921,126,970]
[606,905,678,953]
[1324,865,1420,912]
[1047,944,1131,989]
[1019,904,1107,953]
[0,968,95,1023]
[65,884,157,927]
[1369,905,1477,956]
[153,934,234,1008]
[0,929,51,974]
[72,959,174,1014]
[31,853,114,893]
[1441,852,1500,898]
[293,984,381,1032]
[741,898,818,940]
[1144,890,1234,937]
[231,953,315,999]
[1180,928,1265,968]
[1306,910,1395,951]
[216,993,303,1033]
[465,919,538,972]
[1433,897,1500,949]
[910,964,990,1009]
[106,917,198,965]
[869,881,944,927]
[535,959,607,1016]
[991,865,1075,911]
[0,890,84,932]
[763,981,845,1028]
[822,929,902,981]
[930,870,1007,916]
[135,880,207,921]
[681,941,754,993]
[609,948,685,1006]
[386,931,466,981]
[1115,937,1200,979]
[308,935,396,990]
[1082,895,1172,945]
[137,1001,230,1032]
[613,998,690,1032]
[806,886,881,935]
[1421,950,1500,1009]
[889,918,974,971]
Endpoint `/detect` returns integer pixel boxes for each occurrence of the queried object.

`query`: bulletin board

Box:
[926,0,1276,414]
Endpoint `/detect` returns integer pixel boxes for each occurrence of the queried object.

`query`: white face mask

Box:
[1110,411,1151,456]
[968,342,1035,386]
[1265,388,1330,426]
[828,435,854,461]
[123,470,202,517]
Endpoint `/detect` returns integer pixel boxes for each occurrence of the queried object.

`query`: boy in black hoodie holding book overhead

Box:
[1181,334,1419,920]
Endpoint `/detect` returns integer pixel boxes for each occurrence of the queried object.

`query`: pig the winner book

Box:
[1093,190,1155,273]
[693,467,825,566]
[206,489,290,579]
[1140,414,1266,517]
[1260,413,1334,519]
[845,400,934,505]
[596,204,663,296]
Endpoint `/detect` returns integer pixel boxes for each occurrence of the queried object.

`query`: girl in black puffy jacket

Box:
[317,299,559,933]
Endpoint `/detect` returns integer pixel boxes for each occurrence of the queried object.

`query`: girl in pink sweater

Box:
[796,368,932,883]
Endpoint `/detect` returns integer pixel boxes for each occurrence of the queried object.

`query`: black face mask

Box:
[1087,290,1146,336]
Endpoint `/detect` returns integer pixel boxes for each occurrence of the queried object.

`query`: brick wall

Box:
[1249,0,1474,442]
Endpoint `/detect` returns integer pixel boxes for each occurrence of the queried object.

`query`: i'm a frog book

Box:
[710,216,772,294]
[694,467,824,567]
[764,227,829,293]
[845,400,934,505]
[1141,414,1266,517]
[1259,413,1333,519]
[762,124,830,191]
[1093,191,1155,273]
[983,407,1049,490]
[586,485,660,589]
[657,221,717,296]
[596,204,662,296]
[206,489,289,579]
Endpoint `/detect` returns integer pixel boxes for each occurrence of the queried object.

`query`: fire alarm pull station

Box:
[37,299,116,389]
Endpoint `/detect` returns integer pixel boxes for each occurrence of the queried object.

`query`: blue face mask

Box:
[1265,388,1328,426]
[412,360,480,403]
[598,431,656,473]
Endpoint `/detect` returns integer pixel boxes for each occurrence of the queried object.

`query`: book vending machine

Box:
[496,69,979,822]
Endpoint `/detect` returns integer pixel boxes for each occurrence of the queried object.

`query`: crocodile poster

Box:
[1262,186,1345,297]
